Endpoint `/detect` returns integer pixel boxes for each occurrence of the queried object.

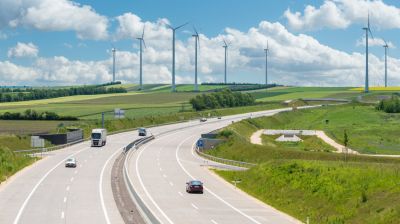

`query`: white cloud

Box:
[284,0,400,31]
[356,37,396,48]
[0,0,108,40]
[1,13,400,87]
[8,42,39,58]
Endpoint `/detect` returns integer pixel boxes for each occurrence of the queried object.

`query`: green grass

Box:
[0,147,35,183]
[206,113,400,223]
[249,104,400,155]
[216,160,400,224]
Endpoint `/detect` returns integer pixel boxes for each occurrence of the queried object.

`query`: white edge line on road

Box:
[135,136,175,224]
[175,137,262,224]
[99,145,124,224]
[13,146,89,224]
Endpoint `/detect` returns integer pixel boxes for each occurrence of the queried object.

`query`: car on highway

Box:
[138,127,147,136]
[186,180,203,194]
[200,117,207,122]
[65,158,77,168]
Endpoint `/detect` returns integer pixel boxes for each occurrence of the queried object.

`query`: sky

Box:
[0,0,400,87]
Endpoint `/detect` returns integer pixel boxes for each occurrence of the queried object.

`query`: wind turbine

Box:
[192,27,200,91]
[223,39,229,84]
[264,41,269,86]
[112,46,116,83]
[383,39,389,88]
[137,26,146,90]
[362,13,374,93]
[167,22,188,92]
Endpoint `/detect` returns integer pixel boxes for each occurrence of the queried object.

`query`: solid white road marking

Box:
[175,138,262,224]
[211,219,218,224]
[13,146,89,224]
[191,203,199,210]
[61,211,65,219]
[99,146,124,224]
[136,137,175,224]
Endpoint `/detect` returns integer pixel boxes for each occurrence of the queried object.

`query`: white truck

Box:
[91,128,107,147]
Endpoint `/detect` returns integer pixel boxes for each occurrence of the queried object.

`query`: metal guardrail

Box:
[122,135,160,224]
[195,146,256,168]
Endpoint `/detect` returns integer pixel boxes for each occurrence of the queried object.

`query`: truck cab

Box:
[91,128,107,147]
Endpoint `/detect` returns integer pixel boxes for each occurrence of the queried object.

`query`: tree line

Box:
[0,109,78,121]
[0,86,126,103]
[376,96,400,113]
[189,90,255,111]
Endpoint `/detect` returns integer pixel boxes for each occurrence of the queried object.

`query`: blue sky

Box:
[1,0,400,86]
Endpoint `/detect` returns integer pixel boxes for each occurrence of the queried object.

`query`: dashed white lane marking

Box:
[176,139,262,224]
[12,146,89,224]
[169,181,174,186]
[211,219,218,224]
[84,159,87,163]
[191,203,199,210]
[159,167,163,171]
[79,164,83,168]
[61,211,65,219]
[163,174,167,178]
[70,177,74,182]
[63,197,67,203]
[74,170,78,174]
[178,192,183,197]
[66,186,70,191]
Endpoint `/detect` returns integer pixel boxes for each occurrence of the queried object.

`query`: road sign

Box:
[114,108,125,119]
[31,136,45,148]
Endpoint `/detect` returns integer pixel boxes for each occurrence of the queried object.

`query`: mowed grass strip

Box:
[1,147,36,183]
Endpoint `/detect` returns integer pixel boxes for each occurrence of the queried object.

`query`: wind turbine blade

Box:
[142,39,147,49]
[197,36,200,50]
[142,25,145,39]
[223,39,227,47]
[267,40,269,50]
[175,22,189,30]
[193,26,199,36]
[368,29,374,40]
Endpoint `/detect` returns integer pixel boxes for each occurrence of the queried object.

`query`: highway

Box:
[127,108,304,224]
[0,107,307,224]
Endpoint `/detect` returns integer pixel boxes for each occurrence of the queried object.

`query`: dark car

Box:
[138,127,147,136]
[186,180,203,194]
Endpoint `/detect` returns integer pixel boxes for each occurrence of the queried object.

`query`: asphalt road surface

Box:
[0,107,310,224]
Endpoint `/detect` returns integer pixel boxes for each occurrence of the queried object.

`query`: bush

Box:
[0,110,78,121]
[376,96,400,113]
[190,89,255,111]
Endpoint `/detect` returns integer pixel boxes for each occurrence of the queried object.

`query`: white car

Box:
[200,117,207,122]
[65,158,77,168]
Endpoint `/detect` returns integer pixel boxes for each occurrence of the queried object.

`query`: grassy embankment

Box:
[0,147,35,184]
[207,103,400,223]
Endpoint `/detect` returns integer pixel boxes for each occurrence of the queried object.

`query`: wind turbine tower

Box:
[192,27,200,91]
[223,40,228,84]
[264,41,269,86]
[112,47,116,83]
[383,40,389,88]
[168,22,188,92]
[137,26,146,90]
[362,13,373,93]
